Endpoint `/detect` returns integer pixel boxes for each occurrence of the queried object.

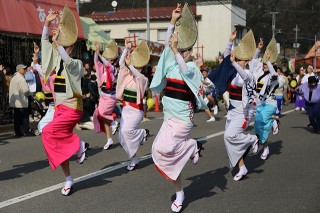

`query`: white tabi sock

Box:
[107,138,113,144]
[131,156,139,165]
[65,175,74,188]
[175,190,185,205]
[239,165,248,175]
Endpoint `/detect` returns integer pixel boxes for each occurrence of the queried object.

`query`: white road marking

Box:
[0,109,295,209]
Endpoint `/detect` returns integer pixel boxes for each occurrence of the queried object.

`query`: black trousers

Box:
[13,108,29,136]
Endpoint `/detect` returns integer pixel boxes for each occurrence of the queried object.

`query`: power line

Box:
[264,7,320,13]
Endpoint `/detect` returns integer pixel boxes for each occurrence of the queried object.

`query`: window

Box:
[157,29,167,41]
[128,30,146,40]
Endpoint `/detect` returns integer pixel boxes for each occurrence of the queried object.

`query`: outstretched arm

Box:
[94,42,111,66]
[253,38,263,59]
[166,4,181,47]
[119,38,131,68]
[224,29,237,57]
[42,11,59,41]
[170,33,188,72]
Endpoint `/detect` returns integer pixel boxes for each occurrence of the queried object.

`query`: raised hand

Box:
[94,42,100,53]
[125,38,132,49]
[52,28,59,46]
[230,50,236,63]
[47,11,59,22]
[229,28,237,42]
[45,11,59,27]
[257,38,263,49]
[170,33,179,52]
[265,51,271,61]
[171,3,182,24]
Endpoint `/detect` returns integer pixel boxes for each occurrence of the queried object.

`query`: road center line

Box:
[0,109,295,209]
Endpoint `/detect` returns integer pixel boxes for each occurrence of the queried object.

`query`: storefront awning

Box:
[80,17,111,51]
[0,0,84,39]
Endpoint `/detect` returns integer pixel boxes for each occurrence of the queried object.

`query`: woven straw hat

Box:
[57,6,78,47]
[102,40,118,60]
[262,37,278,63]
[234,29,256,61]
[174,3,197,51]
[130,40,150,68]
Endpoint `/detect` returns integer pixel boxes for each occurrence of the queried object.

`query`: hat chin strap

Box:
[183,53,192,63]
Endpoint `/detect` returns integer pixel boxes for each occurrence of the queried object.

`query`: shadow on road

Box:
[75,157,154,193]
[291,126,315,134]
[177,166,230,212]
[244,140,283,177]
[0,159,49,181]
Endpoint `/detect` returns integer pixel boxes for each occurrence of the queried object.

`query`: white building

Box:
[90,0,246,61]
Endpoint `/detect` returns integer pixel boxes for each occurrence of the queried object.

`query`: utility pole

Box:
[293,25,300,59]
[270,12,278,37]
[146,0,150,41]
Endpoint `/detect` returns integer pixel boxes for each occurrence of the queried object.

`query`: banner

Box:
[0,0,84,38]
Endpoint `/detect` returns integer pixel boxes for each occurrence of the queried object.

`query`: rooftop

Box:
[90,5,199,23]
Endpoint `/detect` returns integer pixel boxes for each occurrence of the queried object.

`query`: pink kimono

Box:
[92,56,117,133]
[116,65,148,158]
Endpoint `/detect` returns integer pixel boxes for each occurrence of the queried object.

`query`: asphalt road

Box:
[0,104,319,213]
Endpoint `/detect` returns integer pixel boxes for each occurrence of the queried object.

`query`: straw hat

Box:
[174,3,197,51]
[57,6,78,47]
[102,40,118,60]
[130,40,150,68]
[262,37,278,63]
[234,29,256,61]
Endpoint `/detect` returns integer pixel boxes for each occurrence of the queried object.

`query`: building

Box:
[295,40,320,72]
[90,0,246,61]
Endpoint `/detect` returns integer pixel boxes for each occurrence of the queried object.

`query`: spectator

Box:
[25,67,36,93]
[9,64,31,137]
[202,68,218,115]
[3,67,13,112]
[83,62,92,76]
[274,67,286,117]
[297,76,320,133]
[295,67,306,111]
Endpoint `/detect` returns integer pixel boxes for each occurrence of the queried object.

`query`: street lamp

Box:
[111,1,118,12]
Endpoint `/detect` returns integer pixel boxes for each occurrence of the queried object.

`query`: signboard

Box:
[0,0,84,38]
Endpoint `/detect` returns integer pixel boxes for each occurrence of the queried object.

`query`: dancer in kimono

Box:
[93,41,118,150]
[41,7,89,196]
[116,38,150,171]
[253,37,282,160]
[150,4,206,212]
[297,76,320,133]
[295,67,306,111]
[209,29,259,181]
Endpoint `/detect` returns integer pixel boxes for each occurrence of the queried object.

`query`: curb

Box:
[0,124,14,134]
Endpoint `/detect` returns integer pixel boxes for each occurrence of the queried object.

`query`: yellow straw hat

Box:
[262,37,278,63]
[130,40,150,68]
[234,29,256,61]
[57,6,78,47]
[174,3,197,51]
[102,40,118,60]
